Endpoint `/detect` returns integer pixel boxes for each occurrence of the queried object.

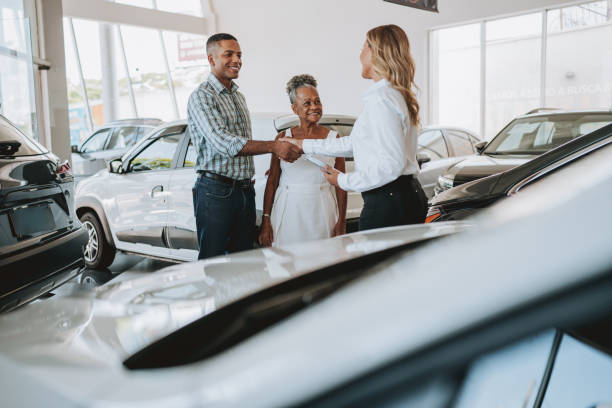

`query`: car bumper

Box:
[0,227,88,312]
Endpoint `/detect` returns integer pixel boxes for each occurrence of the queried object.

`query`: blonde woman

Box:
[282,24,427,231]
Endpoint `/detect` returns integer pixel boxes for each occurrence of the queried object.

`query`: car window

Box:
[453,331,555,408]
[418,130,448,159]
[129,134,180,172]
[484,113,612,155]
[0,116,47,156]
[183,140,197,168]
[106,126,140,150]
[81,129,111,153]
[446,131,474,156]
[136,127,151,143]
[542,334,612,407]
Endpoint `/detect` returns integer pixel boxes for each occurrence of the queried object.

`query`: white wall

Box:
[210,0,568,123]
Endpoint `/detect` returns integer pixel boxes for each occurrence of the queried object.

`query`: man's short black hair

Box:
[206,33,238,54]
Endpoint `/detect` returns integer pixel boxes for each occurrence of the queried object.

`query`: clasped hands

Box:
[277,137,341,187]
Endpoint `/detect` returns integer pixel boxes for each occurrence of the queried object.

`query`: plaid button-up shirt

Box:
[187,74,254,179]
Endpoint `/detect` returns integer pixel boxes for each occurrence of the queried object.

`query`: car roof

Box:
[422,125,480,139]
[102,118,163,127]
[274,114,356,131]
[516,109,612,119]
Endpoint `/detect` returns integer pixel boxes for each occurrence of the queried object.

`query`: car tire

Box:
[80,211,115,269]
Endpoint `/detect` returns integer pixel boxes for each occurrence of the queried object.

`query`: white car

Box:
[0,142,611,407]
[71,118,162,179]
[75,115,478,268]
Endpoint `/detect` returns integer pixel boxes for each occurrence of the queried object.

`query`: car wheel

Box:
[80,211,115,269]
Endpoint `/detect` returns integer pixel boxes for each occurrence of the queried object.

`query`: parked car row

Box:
[74,114,481,269]
[427,111,612,222]
[0,123,610,406]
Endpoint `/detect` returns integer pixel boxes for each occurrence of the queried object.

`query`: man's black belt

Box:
[198,171,252,188]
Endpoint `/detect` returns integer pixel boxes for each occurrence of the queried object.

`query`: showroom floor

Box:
[49,254,175,298]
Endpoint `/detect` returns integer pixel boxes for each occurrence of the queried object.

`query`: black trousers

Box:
[359,175,428,232]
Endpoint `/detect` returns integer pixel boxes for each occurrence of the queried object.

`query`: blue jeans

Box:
[192,175,255,260]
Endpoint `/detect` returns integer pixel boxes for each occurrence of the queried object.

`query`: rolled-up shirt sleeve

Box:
[303,135,354,157]
[187,90,247,157]
[338,98,407,192]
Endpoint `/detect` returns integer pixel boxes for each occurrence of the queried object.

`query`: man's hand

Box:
[258,218,274,247]
[322,165,342,188]
[273,140,301,162]
[278,137,304,152]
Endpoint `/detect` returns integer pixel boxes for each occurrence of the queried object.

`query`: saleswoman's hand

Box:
[322,165,342,188]
[332,220,346,237]
[258,218,274,247]
[279,137,303,152]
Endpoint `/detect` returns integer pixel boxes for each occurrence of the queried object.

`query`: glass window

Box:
[183,140,196,168]
[454,331,555,408]
[106,126,140,149]
[0,13,37,139]
[446,130,474,156]
[546,2,612,110]
[484,113,612,155]
[121,25,175,121]
[113,0,203,16]
[129,134,180,171]
[542,334,612,407]
[485,13,542,140]
[81,128,112,153]
[162,31,209,118]
[418,130,448,159]
[430,24,481,135]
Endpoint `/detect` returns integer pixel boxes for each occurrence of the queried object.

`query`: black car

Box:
[0,115,87,312]
[426,122,612,222]
[434,110,612,195]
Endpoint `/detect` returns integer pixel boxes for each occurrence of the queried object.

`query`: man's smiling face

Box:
[208,39,242,83]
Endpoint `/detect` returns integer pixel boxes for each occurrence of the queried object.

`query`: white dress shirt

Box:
[302,79,420,192]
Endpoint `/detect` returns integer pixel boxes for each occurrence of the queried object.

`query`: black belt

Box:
[198,171,252,188]
[363,175,414,195]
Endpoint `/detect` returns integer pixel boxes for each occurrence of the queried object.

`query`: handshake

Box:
[272,137,304,162]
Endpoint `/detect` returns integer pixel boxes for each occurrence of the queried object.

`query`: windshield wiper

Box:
[123,240,429,370]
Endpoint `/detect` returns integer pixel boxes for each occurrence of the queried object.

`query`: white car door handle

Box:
[151,185,163,198]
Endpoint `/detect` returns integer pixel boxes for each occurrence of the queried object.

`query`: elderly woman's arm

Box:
[332,155,347,237]
[258,132,284,247]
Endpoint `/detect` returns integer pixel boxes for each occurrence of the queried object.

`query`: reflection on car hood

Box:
[0,222,469,366]
[430,172,504,206]
[446,154,535,184]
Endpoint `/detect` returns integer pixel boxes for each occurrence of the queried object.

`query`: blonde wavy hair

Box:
[366,24,420,127]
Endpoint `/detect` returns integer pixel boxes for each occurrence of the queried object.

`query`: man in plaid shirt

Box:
[187,33,300,259]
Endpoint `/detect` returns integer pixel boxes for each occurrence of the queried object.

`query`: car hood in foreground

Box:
[0,222,468,365]
[444,154,534,185]
[0,161,610,406]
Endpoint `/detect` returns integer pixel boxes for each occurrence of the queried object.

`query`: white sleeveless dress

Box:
[271,128,339,247]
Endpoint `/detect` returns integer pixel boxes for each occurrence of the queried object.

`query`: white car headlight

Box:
[437,175,455,191]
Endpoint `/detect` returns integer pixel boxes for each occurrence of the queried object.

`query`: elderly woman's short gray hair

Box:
[286,74,318,104]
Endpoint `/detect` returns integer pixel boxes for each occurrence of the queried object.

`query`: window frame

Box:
[428,0,611,138]
[124,127,184,173]
[80,127,113,153]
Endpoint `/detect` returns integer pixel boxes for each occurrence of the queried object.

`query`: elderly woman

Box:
[258,74,347,247]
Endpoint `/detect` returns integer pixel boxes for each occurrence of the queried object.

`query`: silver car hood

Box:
[0,222,468,367]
